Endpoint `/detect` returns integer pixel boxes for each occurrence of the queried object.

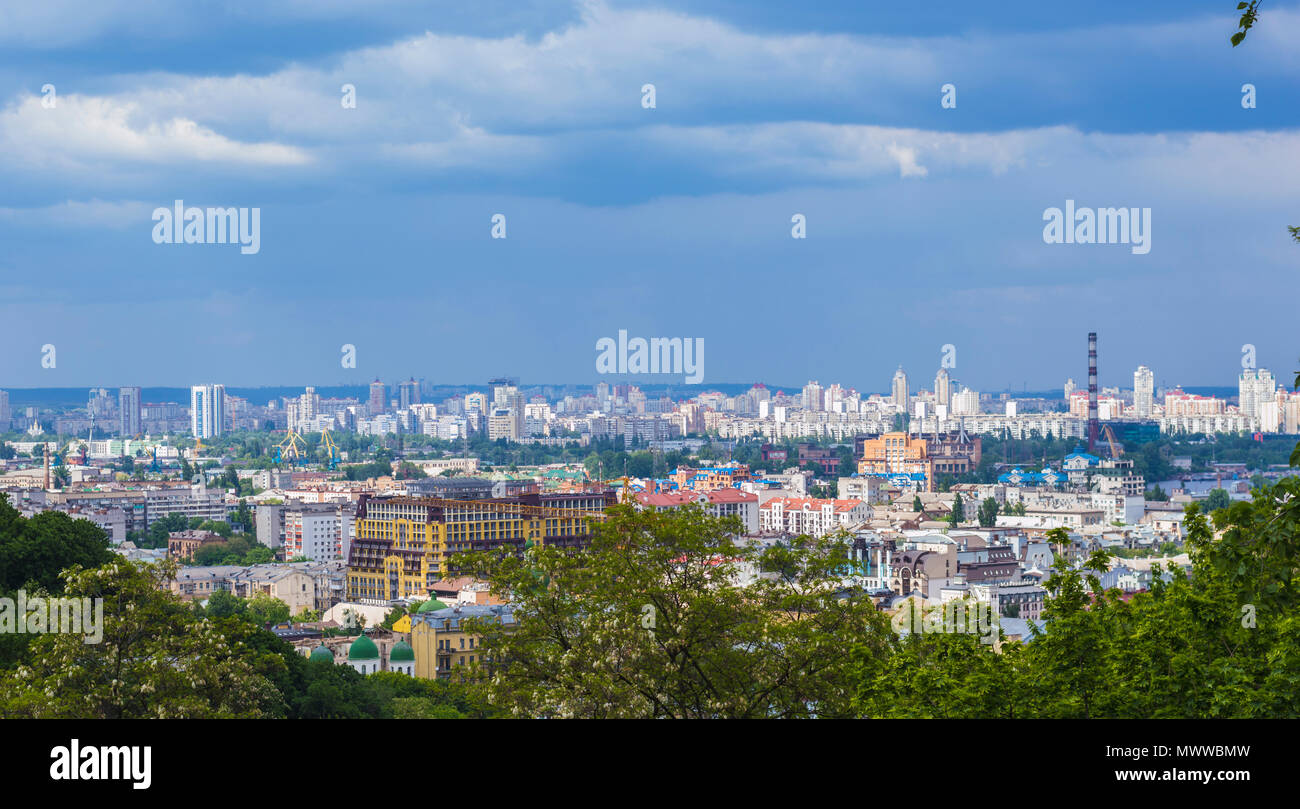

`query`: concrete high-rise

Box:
[891,367,909,409]
[368,379,386,415]
[802,381,823,412]
[1239,368,1277,422]
[398,378,420,410]
[1133,366,1154,418]
[190,384,226,439]
[934,368,951,408]
[1087,333,1098,453]
[119,387,141,436]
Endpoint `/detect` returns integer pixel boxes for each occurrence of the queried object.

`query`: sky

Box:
[0,0,1297,394]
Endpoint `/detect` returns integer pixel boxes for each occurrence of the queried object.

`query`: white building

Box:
[892,368,909,410]
[759,497,871,536]
[190,384,226,439]
[1239,368,1277,424]
[952,387,980,416]
[284,503,343,561]
[1133,366,1154,418]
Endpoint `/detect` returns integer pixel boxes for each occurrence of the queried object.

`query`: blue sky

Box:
[0,0,1297,393]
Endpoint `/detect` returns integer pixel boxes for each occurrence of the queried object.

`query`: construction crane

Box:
[321,430,341,470]
[583,474,633,504]
[589,460,634,504]
[274,430,308,467]
[1100,424,1123,460]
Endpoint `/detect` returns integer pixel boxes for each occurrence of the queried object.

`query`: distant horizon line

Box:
[0,381,1244,396]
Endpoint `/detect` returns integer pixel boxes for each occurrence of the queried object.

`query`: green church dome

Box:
[347,633,379,660]
[416,598,450,614]
[309,644,334,663]
[389,640,415,662]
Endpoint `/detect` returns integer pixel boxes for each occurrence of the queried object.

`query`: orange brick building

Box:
[857,431,981,492]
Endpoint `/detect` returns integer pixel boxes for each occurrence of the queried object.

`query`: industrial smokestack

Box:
[1087,332,1099,453]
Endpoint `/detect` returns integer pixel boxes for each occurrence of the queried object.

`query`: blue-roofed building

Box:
[997,467,1066,488]
[1063,448,1101,485]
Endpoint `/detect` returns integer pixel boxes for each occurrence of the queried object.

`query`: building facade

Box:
[345,492,614,604]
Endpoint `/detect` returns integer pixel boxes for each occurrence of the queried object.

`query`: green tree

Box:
[454,505,888,718]
[247,594,291,627]
[381,605,408,629]
[0,498,114,593]
[948,493,964,527]
[0,559,284,718]
[205,589,246,618]
[977,497,999,528]
[1202,488,1232,514]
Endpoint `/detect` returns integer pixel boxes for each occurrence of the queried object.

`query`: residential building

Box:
[190,384,226,438]
[410,603,516,680]
[345,491,615,604]
[857,430,981,492]
[168,530,223,561]
[635,489,760,533]
[892,367,909,409]
[759,496,870,535]
[1133,366,1154,418]
[118,386,141,436]
[934,368,951,408]
[284,502,344,561]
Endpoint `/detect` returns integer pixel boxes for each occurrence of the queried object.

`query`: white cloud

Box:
[2,1,1299,201]
[0,94,311,173]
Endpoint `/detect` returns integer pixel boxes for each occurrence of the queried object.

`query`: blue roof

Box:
[1064,450,1100,464]
[998,467,1065,485]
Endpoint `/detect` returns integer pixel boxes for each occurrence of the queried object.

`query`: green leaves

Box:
[455,506,884,718]
[1230,1,1261,47]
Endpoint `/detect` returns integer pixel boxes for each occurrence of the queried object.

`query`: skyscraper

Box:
[119,386,141,436]
[398,378,420,410]
[369,379,386,415]
[190,384,226,439]
[0,389,9,432]
[802,381,823,412]
[1239,368,1277,422]
[1133,366,1154,418]
[934,368,951,408]
[891,367,909,409]
[1087,333,1099,453]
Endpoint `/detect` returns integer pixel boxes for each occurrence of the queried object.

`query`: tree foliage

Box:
[454,505,888,718]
